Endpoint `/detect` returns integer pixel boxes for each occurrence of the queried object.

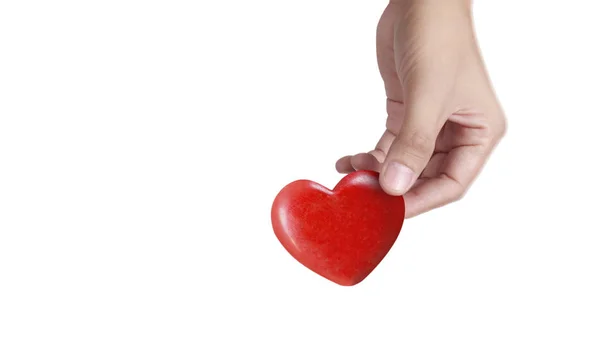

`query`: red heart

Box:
[271,170,406,286]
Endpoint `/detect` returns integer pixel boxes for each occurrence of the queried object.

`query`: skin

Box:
[336,0,506,219]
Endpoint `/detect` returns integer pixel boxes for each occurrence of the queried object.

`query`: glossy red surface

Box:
[271,170,405,286]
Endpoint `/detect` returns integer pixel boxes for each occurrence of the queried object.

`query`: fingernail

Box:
[382,162,415,194]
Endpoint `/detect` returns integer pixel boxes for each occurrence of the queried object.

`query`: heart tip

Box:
[329,276,368,287]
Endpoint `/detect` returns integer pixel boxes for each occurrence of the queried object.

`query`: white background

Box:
[1,1,599,347]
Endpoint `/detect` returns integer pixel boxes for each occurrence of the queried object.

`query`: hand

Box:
[336,0,506,218]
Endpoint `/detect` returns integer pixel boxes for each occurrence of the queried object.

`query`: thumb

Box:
[380,94,447,195]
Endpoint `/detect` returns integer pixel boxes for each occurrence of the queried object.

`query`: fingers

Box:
[419,152,446,179]
[379,36,457,196]
[402,176,463,218]
[335,130,391,174]
[379,98,446,196]
[334,127,394,174]
[335,153,382,174]
[335,156,354,174]
[374,130,395,158]
[352,153,382,172]
[403,145,487,218]
[335,101,406,175]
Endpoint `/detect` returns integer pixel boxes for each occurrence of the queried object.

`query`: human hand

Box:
[336,0,506,218]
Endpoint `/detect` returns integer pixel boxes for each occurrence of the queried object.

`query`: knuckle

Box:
[480,112,507,148]
[452,188,466,202]
[496,116,508,139]
[488,107,507,140]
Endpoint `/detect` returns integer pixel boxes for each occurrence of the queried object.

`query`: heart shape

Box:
[271,170,405,286]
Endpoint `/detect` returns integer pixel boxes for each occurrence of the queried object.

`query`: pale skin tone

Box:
[336,0,506,218]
